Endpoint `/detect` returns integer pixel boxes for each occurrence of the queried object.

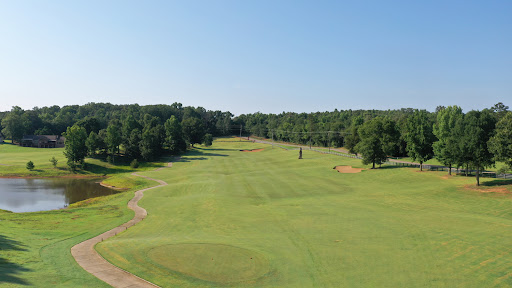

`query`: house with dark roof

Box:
[20,135,66,148]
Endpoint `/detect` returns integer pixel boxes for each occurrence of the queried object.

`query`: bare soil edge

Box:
[334,165,363,173]
[98,182,129,191]
[70,160,178,288]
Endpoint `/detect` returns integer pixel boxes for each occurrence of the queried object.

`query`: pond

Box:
[0,178,118,213]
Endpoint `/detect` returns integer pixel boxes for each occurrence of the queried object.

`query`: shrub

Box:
[106,155,113,164]
[49,156,58,168]
[497,165,511,175]
[203,133,213,147]
[26,161,34,170]
[130,159,139,168]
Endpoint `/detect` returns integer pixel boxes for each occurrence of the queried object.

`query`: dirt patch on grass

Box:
[464,184,511,194]
[441,175,453,179]
[334,166,363,173]
[99,182,129,191]
[240,149,264,152]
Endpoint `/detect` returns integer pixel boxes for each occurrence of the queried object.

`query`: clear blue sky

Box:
[0,0,511,115]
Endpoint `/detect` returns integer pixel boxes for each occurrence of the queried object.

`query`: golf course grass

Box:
[0,142,164,178]
[0,143,164,287]
[95,137,512,287]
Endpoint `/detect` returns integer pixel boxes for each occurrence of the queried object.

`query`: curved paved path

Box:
[71,161,175,288]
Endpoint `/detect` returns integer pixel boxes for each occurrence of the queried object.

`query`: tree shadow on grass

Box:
[175,149,229,163]
[0,234,31,286]
[481,179,512,187]
[377,165,404,170]
[78,162,135,175]
[194,147,240,152]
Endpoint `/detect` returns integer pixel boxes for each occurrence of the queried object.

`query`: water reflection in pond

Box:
[0,178,117,213]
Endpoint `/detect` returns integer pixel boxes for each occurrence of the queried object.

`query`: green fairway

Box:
[96,137,512,287]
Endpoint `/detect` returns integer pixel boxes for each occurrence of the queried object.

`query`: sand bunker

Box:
[240,149,264,152]
[334,166,363,173]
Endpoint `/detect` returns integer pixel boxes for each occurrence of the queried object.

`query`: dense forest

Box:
[1,102,511,185]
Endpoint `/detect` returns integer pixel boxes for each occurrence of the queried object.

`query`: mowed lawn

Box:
[97,138,512,288]
[0,143,165,178]
[0,185,141,287]
[0,143,164,287]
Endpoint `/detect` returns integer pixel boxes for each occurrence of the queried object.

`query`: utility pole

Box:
[328,132,330,152]
[309,134,312,150]
[271,130,274,149]
[239,124,242,141]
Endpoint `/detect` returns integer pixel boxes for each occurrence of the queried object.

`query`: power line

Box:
[226,127,351,135]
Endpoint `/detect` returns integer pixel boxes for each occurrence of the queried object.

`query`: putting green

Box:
[147,243,269,283]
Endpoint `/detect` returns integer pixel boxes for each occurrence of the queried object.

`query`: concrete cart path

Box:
[71,161,175,288]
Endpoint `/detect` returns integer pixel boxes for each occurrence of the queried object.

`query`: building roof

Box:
[22,135,65,142]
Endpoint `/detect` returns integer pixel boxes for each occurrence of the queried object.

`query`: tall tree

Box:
[97,129,108,153]
[491,102,509,120]
[75,117,100,135]
[121,114,141,147]
[433,106,463,175]
[464,110,496,186]
[63,125,88,168]
[140,125,164,160]
[164,115,186,153]
[380,118,401,156]
[182,117,205,147]
[85,131,101,156]
[1,106,29,143]
[355,118,388,169]
[452,116,472,176]
[125,129,142,159]
[405,110,436,171]
[105,123,122,163]
[345,116,363,154]
[488,111,512,172]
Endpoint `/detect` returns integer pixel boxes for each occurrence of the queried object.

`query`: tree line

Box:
[235,103,511,186]
[2,102,511,185]
[0,103,231,169]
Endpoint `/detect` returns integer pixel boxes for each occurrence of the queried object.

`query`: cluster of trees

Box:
[0,103,233,144]
[235,109,415,151]
[354,106,512,185]
[63,110,217,169]
[0,103,232,169]
[235,103,511,185]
